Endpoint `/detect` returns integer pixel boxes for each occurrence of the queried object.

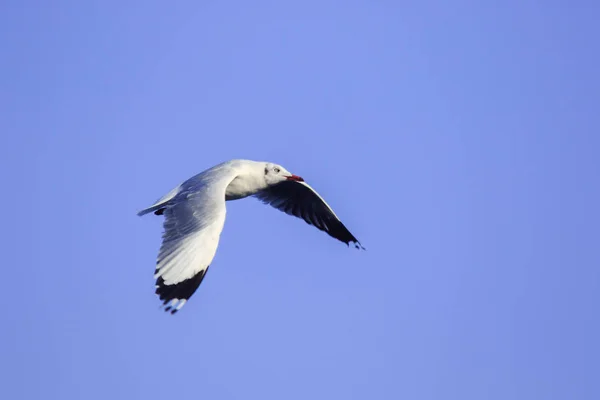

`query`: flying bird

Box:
[137,159,363,314]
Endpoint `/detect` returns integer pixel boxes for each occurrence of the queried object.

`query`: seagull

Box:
[137,159,363,314]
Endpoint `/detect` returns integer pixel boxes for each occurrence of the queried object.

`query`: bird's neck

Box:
[224,164,266,201]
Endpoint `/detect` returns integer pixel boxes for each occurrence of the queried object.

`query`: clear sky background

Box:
[2,1,599,399]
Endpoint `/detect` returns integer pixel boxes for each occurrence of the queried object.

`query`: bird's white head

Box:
[263,162,304,186]
[225,160,305,201]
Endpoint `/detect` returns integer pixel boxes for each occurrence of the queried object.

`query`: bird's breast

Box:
[224,176,256,201]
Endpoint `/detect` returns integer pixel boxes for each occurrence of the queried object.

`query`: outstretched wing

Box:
[254,180,363,249]
[152,188,226,314]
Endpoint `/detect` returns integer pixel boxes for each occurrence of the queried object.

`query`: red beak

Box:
[286,174,304,182]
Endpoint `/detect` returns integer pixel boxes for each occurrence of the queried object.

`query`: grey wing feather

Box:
[141,182,228,314]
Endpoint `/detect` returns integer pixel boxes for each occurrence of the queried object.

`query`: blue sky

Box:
[2,1,599,399]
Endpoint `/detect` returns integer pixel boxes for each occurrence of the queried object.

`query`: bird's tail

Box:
[137,185,182,216]
[136,203,167,216]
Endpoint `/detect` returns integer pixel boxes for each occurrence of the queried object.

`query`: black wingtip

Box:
[352,241,366,250]
[155,266,210,314]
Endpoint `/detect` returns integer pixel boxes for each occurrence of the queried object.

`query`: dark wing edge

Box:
[254,180,365,249]
[155,266,210,314]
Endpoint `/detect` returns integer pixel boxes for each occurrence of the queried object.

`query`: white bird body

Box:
[138,159,362,314]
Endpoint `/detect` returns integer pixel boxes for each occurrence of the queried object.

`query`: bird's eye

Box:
[274,167,280,173]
